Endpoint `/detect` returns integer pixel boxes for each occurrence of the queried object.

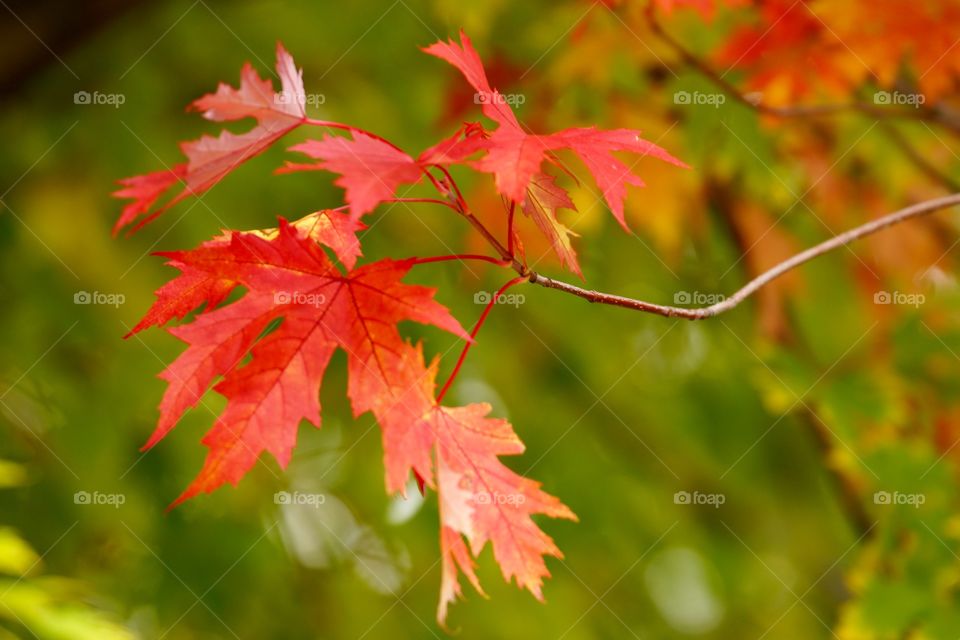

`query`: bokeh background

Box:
[3,1,960,638]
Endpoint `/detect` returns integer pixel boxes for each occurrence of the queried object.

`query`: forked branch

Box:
[419,151,960,321]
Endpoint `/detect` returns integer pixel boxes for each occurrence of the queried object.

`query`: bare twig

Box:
[525,193,960,319]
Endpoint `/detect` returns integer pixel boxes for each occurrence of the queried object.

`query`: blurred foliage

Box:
[3,0,960,638]
[0,460,133,639]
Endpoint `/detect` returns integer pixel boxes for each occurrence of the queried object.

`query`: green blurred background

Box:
[3,1,960,638]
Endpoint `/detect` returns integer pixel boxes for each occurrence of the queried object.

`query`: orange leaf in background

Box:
[652,0,746,19]
[814,1,960,100]
[727,201,802,341]
[714,0,850,105]
[713,0,960,103]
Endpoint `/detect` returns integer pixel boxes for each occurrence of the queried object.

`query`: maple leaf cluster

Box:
[114,31,684,622]
[711,0,960,104]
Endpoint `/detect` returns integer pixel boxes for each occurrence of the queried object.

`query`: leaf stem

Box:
[437,275,528,403]
[432,164,469,209]
[302,118,412,152]
[412,254,511,267]
[424,163,527,273]
[384,197,461,212]
[506,201,517,257]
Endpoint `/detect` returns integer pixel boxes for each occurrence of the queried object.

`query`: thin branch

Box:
[407,105,959,324]
[458,206,517,267]
[424,163,527,274]
[432,164,468,208]
[525,193,960,319]
[413,133,960,321]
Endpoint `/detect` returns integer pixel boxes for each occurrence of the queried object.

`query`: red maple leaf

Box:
[130,216,467,506]
[423,31,687,261]
[433,395,577,623]
[112,165,187,233]
[280,122,497,222]
[126,208,363,338]
[107,30,702,625]
[351,341,576,624]
[280,133,424,219]
[133,216,575,623]
[113,44,326,234]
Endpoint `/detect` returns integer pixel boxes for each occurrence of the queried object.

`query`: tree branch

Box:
[524,193,960,319]
[415,125,959,323]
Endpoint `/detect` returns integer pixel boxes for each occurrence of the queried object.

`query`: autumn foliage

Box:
[112,0,960,628]
[113,30,685,622]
